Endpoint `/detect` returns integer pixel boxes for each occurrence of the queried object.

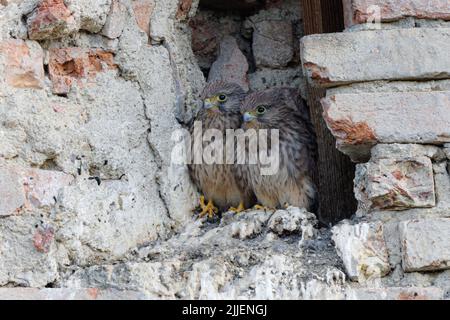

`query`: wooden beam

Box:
[301,0,357,225]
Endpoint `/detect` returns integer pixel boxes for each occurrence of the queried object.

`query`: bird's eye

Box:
[256,106,266,114]
[218,94,227,102]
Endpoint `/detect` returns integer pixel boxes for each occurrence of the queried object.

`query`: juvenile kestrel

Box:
[238,88,317,211]
[188,81,256,217]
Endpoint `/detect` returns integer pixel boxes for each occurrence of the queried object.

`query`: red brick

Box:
[26,0,78,40]
[0,39,44,89]
[48,47,117,95]
[132,0,155,36]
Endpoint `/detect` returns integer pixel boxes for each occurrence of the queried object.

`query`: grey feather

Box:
[188,81,256,211]
[239,88,317,210]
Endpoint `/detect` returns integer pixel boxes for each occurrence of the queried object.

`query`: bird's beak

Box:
[204,97,219,111]
[243,112,256,122]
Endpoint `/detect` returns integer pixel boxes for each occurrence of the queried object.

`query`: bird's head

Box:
[240,88,295,130]
[200,81,246,116]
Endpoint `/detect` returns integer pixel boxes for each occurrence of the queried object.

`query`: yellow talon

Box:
[253,204,271,211]
[198,195,218,218]
[229,202,245,214]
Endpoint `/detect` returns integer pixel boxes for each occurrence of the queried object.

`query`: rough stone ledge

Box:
[56,208,347,299]
[0,286,444,300]
[1,207,449,300]
[301,28,450,88]
[321,91,450,162]
[346,287,445,300]
[0,288,148,300]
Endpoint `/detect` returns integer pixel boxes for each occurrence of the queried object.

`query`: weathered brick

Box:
[301,28,450,87]
[0,288,148,300]
[208,36,249,92]
[0,39,44,89]
[363,157,435,210]
[253,20,294,68]
[26,0,78,40]
[400,218,450,272]
[332,222,390,282]
[0,163,74,216]
[321,91,450,161]
[347,287,444,300]
[0,165,26,217]
[132,0,155,36]
[189,10,241,70]
[101,0,126,39]
[48,47,117,94]
[343,0,450,28]
[23,167,74,208]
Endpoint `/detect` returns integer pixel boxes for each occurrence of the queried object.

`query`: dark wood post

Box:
[301,0,357,225]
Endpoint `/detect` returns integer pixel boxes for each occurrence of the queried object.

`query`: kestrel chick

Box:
[238,88,317,211]
[188,81,255,218]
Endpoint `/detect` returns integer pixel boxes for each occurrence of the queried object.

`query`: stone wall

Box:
[301,0,450,298]
[0,0,204,290]
[0,0,449,300]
